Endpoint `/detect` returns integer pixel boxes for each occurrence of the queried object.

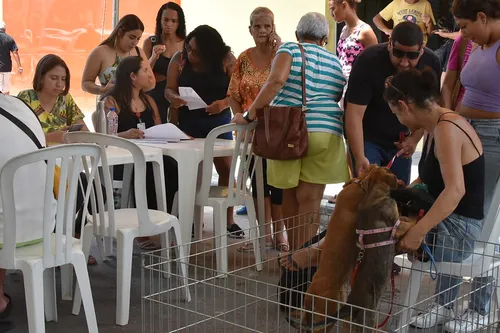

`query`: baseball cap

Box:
[0,22,5,30]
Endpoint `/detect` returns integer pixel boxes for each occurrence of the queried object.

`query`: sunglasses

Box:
[391,47,421,60]
[385,76,408,100]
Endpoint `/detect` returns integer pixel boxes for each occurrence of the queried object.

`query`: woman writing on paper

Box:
[103,55,178,250]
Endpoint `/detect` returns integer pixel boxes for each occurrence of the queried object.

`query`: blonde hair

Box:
[250,7,274,26]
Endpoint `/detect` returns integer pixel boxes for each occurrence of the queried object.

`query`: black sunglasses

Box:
[392,47,421,60]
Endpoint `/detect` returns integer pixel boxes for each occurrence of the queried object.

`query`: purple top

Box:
[461,39,500,112]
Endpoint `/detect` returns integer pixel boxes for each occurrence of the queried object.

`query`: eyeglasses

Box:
[391,47,421,60]
[385,76,408,100]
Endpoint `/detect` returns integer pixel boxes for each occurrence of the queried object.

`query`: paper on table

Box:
[144,123,191,141]
[179,87,207,110]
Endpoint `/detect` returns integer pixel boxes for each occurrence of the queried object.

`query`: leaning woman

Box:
[385,68,492,331]
[233,12,349,250]
[82,14,154,96]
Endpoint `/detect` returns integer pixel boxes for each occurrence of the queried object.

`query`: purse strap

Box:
[297,44,307,112]
[0,105,45,149]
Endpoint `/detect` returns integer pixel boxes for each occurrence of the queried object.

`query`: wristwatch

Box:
[243,111,254,123]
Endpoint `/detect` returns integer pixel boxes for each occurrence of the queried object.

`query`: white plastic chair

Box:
[65,132,190,326]
[397,179,500,333]
[183,123,262,275]
[0,144,100,333]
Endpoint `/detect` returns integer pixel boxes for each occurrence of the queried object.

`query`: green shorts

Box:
[267,132,349,189]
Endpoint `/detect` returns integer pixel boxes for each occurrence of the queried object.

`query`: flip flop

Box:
[0,294,12,319]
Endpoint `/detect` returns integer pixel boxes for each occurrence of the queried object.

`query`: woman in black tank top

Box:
[165,25,246,238]
[385,68,492,329]
[143,3,186,123]
[102,56,179,250]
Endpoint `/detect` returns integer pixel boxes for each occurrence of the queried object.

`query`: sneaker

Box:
[410,302,454,329]
[227,223,245,239]
[236,206,248,215]
[443,309,490,333]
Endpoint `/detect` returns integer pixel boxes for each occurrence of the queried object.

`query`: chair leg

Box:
[60,264,74,301]
[72,253,99,333]
[72,225,95,315]
[116,230,135,326]
[397,264,423,333]
[213,206,228,275]
[171,222,191,302]
[21,263,45,333]
[160,232,171,278]
[171,191,179,217]
[245,200,263,272]
[43,267,58,322]
[95,235,107,262]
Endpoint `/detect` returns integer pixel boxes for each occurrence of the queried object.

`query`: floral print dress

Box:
[17,89,85,132]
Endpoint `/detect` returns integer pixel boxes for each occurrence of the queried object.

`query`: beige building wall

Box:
[181,0,334,57]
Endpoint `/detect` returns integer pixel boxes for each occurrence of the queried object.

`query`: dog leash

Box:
[386,132,407,169]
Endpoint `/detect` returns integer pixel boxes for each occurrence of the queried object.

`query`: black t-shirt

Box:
[0,32,18,72]
[346,43,441,148]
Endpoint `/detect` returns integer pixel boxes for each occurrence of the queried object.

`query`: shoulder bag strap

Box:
[297,44,307,112]
[0,105,44,149]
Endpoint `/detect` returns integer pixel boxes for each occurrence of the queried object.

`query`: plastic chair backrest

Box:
[64,132,151,235]
[0,144,101,269]
[198,122,258,204]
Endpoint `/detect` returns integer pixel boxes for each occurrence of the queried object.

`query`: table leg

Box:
[175,155,199,255]
[151,158,167,212]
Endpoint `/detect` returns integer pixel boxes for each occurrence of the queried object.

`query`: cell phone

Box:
[68,124,84,132]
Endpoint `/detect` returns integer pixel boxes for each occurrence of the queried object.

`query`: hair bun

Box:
[419,67,438,91]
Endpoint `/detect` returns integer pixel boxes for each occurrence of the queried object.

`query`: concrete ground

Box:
[4,149,461,333]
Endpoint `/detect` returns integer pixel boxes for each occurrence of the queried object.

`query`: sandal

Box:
[137,239,159,251]
[274,242,290,252]
[227,224,245,239]
[327,195,337,204]
[87,255,97,266]
[0,294,12,319]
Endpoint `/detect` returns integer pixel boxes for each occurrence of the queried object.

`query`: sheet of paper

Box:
[179,87,207,110]
[143,123,191,141]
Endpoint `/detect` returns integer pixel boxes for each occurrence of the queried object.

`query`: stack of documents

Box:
[134,123,191,143]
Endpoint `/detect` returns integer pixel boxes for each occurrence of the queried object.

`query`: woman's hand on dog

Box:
[397,223,427,253]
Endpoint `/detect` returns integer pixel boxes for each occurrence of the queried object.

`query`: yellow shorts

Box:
[267,132,349,189]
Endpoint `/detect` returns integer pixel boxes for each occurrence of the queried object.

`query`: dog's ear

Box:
[364,167,399,193]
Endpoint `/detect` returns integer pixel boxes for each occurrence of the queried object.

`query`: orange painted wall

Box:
[3,0,179,114]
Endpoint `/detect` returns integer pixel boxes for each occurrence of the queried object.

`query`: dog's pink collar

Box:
[356,219,401,249]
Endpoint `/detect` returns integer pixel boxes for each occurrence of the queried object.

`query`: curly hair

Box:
[452,0,500,20]
[184,25,231,72]
[154,2,186,39]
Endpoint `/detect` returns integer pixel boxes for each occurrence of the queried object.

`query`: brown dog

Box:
[299,166,389,328]
[333,173,416,333]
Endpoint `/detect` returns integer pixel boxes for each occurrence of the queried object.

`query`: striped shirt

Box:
[271,42,346,137]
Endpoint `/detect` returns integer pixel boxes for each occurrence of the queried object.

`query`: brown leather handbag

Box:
[252,44,308,160]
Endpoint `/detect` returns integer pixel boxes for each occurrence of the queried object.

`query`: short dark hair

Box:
[33,54,70,95]
[384,67,440,109]
[155,2,186,39]
[452,0,500,21]
[391,21,424,48]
